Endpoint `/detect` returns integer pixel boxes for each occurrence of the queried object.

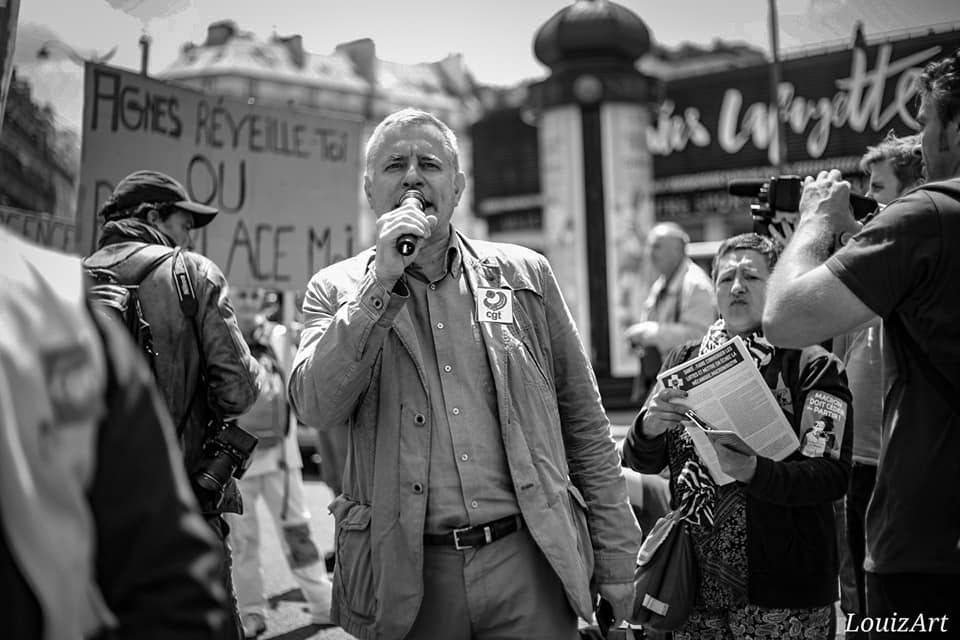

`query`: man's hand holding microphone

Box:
[374,189,437,287]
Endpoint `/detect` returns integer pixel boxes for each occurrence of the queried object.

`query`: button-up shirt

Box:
[405,236,519,534]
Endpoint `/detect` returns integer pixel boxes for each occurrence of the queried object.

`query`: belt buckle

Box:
[452,525,474,550]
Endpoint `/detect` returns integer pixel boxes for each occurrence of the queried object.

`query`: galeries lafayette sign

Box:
[650,29,960,178]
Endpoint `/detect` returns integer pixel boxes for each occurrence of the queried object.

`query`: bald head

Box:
[648,223,689,276]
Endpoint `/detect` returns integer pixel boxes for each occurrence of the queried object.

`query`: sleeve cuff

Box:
[746,455,774,498]
[358,270,408,325]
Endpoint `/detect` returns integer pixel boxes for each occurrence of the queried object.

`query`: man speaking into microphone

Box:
[289,108,640,640]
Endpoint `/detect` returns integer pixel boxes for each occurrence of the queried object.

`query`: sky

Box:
[11,0,960,131]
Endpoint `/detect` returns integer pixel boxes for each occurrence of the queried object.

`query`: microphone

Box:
[396,189,426,256]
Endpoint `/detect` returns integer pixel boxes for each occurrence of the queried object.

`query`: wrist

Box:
[737,456,758,483]
[373,266,400,291]
[792,216,838,264]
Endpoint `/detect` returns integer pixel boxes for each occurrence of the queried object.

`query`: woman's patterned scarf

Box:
[699,318,775,368]
[676,460,717,527]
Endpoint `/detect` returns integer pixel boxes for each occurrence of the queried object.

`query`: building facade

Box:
[160,20,487,248]
[0,70,78,250]
[649,25,960,249]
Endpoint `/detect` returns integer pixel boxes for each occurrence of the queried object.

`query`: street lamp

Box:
[36,40,117,66]
[139,31,151,76]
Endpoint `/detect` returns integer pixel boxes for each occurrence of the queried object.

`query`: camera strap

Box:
[171,249,214,437]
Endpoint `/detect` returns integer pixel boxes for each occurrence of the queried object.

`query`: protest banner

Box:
[77,62,362,289]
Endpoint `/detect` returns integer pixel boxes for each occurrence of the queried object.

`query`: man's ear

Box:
[950,114,960,148]
[363,175,374,210]
[453,172,465,207]
[145,207,161,226]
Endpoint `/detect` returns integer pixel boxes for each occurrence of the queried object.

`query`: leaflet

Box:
[656,336,799,484]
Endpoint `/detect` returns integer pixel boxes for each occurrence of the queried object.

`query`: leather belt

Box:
[423,514,524,550]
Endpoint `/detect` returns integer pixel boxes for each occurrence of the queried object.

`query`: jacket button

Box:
[412,482,424,494]
[414,413,426,425]
[372,297,383,309]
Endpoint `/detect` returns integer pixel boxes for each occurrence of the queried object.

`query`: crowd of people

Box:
[1,46,959,640]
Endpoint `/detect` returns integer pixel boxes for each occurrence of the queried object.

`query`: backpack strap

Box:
[125,245,177,284]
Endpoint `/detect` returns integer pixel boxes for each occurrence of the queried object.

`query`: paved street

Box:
[245,473,354,640]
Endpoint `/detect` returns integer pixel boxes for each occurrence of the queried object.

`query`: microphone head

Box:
[400,189,426,209]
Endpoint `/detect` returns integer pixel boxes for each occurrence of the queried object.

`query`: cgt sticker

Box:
[476,287,513,324]
[799,390,847,459]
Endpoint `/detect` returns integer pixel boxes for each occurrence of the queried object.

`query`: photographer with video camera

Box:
[832,132,924,639]
[84,170,262,639]
[763,50,960,636]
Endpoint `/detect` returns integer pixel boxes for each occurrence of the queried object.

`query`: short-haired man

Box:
[289,108,640,640]
[859,131,925,205]
[83,170,261,639]
[625,222,716,403]
[834,132,924,638]
[764,50,960,633]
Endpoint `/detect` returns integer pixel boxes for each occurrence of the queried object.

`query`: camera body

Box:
[728,175,879,237]
[192,420,258,506]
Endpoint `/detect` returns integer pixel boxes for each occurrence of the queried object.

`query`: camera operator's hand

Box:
[799,170,861,242]
[641,386,689,438]
[373,201,438,288]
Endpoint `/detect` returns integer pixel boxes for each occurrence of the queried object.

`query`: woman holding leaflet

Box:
[621,233,853,639]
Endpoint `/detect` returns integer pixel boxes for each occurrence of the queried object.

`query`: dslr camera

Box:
[728,175,879,237]
[192,420,258,506]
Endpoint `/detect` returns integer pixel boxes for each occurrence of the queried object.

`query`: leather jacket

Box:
[290,232,640,640]
[84,221,260,514]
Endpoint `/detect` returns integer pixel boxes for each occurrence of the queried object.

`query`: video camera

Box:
[728,175,879,237]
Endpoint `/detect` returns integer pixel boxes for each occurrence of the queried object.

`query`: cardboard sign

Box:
[77,63,362,289]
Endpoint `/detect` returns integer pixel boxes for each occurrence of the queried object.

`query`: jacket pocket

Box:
[566,484,596,581]
[330,495,376,619]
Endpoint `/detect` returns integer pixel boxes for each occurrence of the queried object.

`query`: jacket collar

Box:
[98,218,176,249]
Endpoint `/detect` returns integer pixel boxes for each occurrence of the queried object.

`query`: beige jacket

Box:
[290,233,640,640]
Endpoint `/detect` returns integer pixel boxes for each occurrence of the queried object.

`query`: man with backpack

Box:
[83,169,262,640]
[228,289,334,638]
